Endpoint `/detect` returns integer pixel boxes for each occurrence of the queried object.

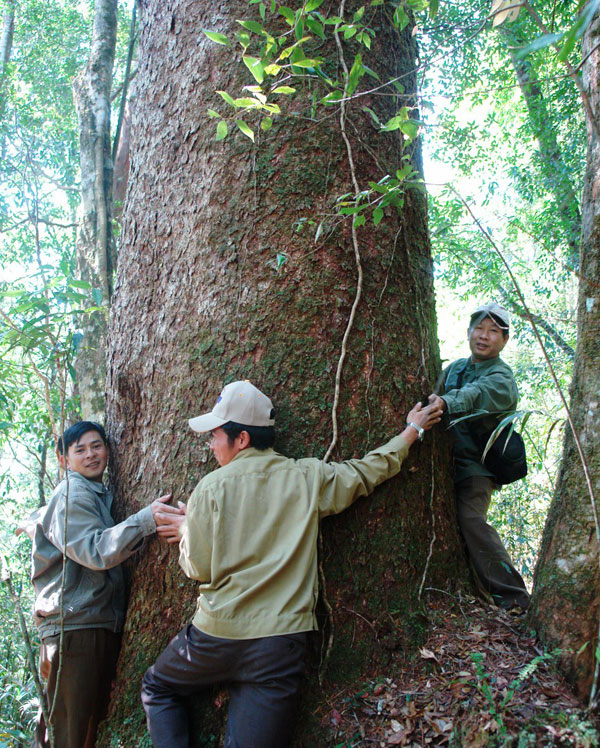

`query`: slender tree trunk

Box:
[0,1,14,76]
[99,2,468,744]
[530,10,600,701]
[72,0,118,421]
[501,25,582,267]
[0,0,15,129]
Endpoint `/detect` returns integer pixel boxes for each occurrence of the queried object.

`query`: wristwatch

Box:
[407,421,425,441]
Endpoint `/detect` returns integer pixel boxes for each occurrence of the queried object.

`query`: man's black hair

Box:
[58,421,107,455]
[221,421,275,451]
[469,312,509,339]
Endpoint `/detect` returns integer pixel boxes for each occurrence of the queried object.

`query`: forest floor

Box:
[318,593,599,747]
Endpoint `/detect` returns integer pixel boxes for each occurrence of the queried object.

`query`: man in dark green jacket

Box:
[429,303,530,611]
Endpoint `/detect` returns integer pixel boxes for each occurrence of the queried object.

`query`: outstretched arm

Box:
[317,401,444,517]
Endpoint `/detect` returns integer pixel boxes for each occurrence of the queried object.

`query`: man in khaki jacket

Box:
[28,421,183,748]
[143,380,442,748]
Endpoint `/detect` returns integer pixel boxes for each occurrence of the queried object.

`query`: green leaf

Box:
[373,207,384,226]
[207,109,220,118]
[237,19,266,35]
[264,63,281,75]
[233,97,261,108]
[91,288,103,305]
[558,31,577,62]
[279,6,296,25]
[362,106,379,125]
[353,214,366,227]
[306,17,325,39]
[67,280,92,289]
[216,120,228,140]
[236,120,255,141]
[202,29,231,46]
[289,58,321,68]
[306,0,325,10]
[261,117,273,131]
[323,16,344,24]
[272,86,296,95]
[429,0,439,18]
[393,5,410,30]
[515,32,562,58]
[321,90,343,104]
[243,56,265,83]
[396,164,414,180]
[217,90,236,107]
[235,31,251,48]
[259,2,266,20]
[347,53,365,95]
[353,6,365,22]
[400,120,419,140]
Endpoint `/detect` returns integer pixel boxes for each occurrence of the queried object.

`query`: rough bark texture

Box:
[530,11,600,701]
[72,0,118,421]
[100,2,469,744]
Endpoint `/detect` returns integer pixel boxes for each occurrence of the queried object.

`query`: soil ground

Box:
[316,592,599,747]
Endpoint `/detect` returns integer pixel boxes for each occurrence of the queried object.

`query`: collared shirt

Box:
[31,471,156,639]
[441,356,518,483]
[179,435,410,640]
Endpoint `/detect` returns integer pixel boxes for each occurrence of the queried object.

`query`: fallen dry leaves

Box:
[317,594,599,747]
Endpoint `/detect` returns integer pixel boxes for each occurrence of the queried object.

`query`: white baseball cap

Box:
[471,302,510,330]
[189,381,275,433]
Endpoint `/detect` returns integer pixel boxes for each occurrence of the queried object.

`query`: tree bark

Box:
[100,2,469,744]
[0,1,14,76]
[529,9,600,701]
[72,0,118,421]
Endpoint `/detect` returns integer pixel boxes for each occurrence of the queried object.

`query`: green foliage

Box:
[0,1,135,742]
[202,1,428,229]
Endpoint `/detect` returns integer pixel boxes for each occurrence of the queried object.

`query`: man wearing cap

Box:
[429,302,530,611]
[141,380,443,748]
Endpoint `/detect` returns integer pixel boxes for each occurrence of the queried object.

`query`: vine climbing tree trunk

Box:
[530,8,600,703]
[72,0,118,421]
[99,2,468,744]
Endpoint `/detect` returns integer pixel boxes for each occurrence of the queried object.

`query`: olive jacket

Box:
[31,471,156,639]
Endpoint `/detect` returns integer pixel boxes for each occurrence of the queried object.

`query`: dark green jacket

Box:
[441,356,518,483]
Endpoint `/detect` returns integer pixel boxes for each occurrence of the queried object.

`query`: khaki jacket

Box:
[31,471,156,639]
[179,435,410,640]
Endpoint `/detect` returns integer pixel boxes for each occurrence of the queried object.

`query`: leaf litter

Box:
[316,594,599,747]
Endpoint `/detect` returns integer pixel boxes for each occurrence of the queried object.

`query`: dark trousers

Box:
[141,624,308,748]
[456,476,530,609]
[33,628,121,748]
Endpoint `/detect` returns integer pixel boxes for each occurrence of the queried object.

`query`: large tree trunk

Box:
[72,0,118,421]
[529,10,600,702]
[100,2,468,744]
